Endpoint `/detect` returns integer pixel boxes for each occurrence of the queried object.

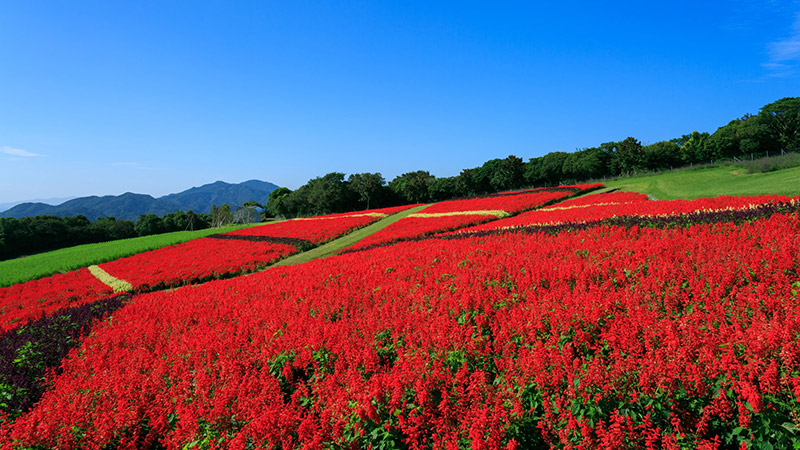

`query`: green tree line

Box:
[0,211,217,261]
[268,97,800,218]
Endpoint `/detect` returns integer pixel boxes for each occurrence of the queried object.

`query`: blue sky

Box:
[1,1,799,204]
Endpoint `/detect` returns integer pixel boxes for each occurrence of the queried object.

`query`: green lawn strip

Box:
[603,164,800,200]
[272,204,431,267]
[0,223,265,287]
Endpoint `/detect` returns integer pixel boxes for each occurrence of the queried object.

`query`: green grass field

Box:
[603,164,800,200]
[0,223,264,287]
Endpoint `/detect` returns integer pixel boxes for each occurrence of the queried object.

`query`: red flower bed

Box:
[421,189,576,214]
[314,204,423,217]
[344,214,499,252]
[0,269,113,333]
[225,214,393,243]
[99,238,297,292]
[458,192,792,233]
[8,208,800,449]
[342,189,590,252]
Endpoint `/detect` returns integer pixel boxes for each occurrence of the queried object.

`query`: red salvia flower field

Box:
[3,192,799,449]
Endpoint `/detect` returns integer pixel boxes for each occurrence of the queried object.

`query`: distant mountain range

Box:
[0,180,280,221]
[0,197,77,213]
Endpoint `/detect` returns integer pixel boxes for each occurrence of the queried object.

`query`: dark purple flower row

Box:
[0,293,130,419]
[444,200,800,240]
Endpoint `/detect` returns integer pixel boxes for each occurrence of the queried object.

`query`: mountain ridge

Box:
[0,180,280,221]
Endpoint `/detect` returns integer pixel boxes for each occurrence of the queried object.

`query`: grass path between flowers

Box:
[271,204,431,267]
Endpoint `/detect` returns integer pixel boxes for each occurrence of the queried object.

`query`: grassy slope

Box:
[603,164,800,200]
[0,223,264,287]
[272,204,430,267]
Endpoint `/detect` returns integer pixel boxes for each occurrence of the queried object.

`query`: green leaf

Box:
[783,422,800,434]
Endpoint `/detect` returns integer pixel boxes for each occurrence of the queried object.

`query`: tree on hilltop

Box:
[347,172,386,210]
[760,97,800,153]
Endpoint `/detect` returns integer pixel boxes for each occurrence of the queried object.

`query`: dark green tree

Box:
[615,137,645,174]
[759,97,800,152]
[532,152,569,186]
[135,214,165,236]
[673,131,711,164]
[266,187,293,218]
[347,172,386,210]
[389,171,434,204]
[454,168,481,197]
[561,147,611,181]
[489,155,526,191]
[428,176,458,202]
[305,172,351,214]
[642,141,681,170]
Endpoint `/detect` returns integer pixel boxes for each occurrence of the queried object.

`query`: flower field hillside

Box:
[342,184,601,253]
[1,189,799,449]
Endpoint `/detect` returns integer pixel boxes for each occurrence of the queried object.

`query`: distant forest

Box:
[0,205,258,261]
[267,97,800,217]
[1,96,798,260]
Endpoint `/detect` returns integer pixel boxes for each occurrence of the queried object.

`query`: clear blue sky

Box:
[2,1,799,203]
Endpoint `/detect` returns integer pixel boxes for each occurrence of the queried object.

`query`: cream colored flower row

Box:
[408,210,509,218]
[292,212,388,221]
[88,265,133,293]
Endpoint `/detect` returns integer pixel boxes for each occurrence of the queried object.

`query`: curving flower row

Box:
[0,268,113,333]
[98,238,297,292]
